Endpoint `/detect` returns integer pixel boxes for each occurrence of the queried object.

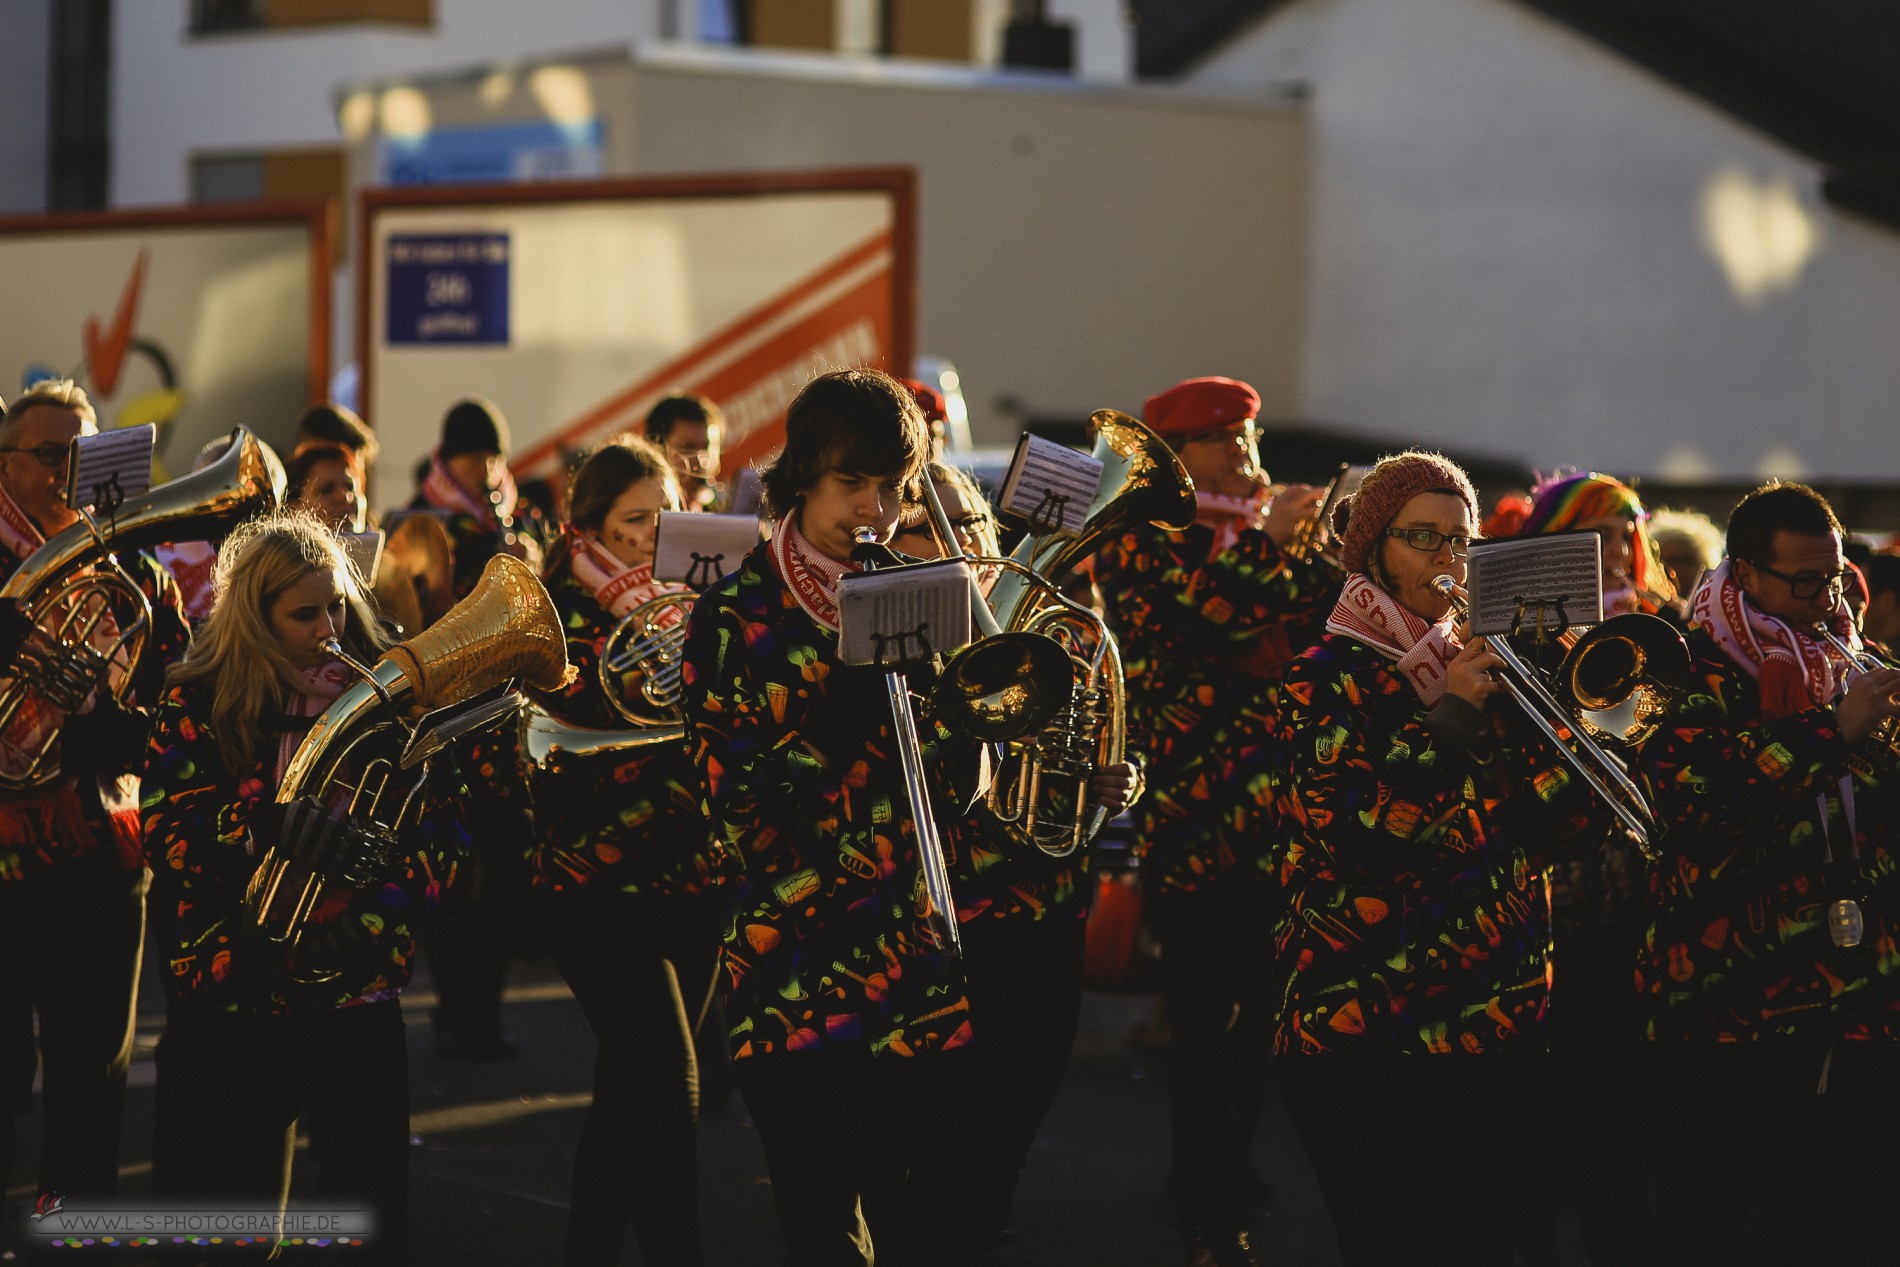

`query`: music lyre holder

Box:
[1024,488,1072,537]
[684,551,725,592]
[1509,595,1572,646]
[869,623,936,670]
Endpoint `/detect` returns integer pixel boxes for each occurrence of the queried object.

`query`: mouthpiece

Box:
[1431,575,1459,595]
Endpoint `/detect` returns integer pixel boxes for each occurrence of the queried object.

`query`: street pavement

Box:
[5,949,1354,1265]
[9,951,1604,1265]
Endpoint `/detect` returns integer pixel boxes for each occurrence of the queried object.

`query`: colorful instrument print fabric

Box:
[1638,626,1900,1043]
[530,564,736,899]
[1093,518,1338,893]
[139,680,468,1015]
[1,542,189,883]
[680,542,976,1061]
[1273,634,1591,1056]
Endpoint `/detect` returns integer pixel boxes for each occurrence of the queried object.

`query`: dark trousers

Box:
[152,1000,411,1263]
[425,803,531,1044]
[0,864,145,1202]
[1650,1041,1900,1265]
[1279,1055,1545,1267]
[915,917,1087,1261]
[1145,874,1277,1232]
[1533,924,1658,1265]
[738,1053,973,1267]
[546,889,722,1267]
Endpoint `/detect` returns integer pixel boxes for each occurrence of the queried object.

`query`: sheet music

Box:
[837,559,973,666]
[1464,532,1603,638]
[67,425,156,512]
[653,512,762,589]
[340,530,386,586]
[998,434,1103,535]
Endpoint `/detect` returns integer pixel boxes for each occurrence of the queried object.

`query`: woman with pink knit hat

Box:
[1271,450,1596,1266]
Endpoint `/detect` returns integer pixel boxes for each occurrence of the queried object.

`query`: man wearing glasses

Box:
[1091,376,1340,1266]
[1,380,188,1219]
[1639,480,1900,1262]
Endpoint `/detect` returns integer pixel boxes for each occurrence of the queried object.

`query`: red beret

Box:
[899,377,947,424]
[1143,376,1261,438]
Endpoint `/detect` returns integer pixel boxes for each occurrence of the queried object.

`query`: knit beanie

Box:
[440,398,510,458]
[1335,450,1479,574]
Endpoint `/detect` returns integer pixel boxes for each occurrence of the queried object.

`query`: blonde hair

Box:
[166,509,390,773]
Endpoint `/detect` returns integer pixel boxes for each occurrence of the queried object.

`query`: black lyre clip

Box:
[871,623,935,669]
[686,550,725,591]
[1025,488,1071,536]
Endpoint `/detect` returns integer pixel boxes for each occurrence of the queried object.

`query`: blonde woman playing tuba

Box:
[534,437,738,1266]
[140,511,469,1263]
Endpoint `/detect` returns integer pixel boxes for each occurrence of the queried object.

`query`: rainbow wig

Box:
[1518,472,1675,608]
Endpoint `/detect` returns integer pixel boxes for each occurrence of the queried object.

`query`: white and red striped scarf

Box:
[1324,572,1463,705]
[767,512,860,633]
[155,540,219,623]
[1194,490,1262,558]
[563,525,683,618]
[0,481,45,563]
[418,452,519,533]
[273,658,356,786]
[1692,559,1852,718]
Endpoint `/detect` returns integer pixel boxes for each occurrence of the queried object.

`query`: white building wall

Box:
[0,0,49,213]
[1191,0,1900,483]
[111,0,662,208]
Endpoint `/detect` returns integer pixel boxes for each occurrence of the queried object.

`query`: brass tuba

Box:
[941,410,1195,856]
[244,554,570,976]
[0,427,284,791]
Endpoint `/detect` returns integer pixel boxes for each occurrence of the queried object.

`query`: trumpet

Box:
[1433,575,1670,853]
[1281,463,1352,564]
[1812,618,1900,762]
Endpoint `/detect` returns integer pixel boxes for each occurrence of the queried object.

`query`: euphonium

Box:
[0,427,284,791]
[244,554,570,977]
[939,410,1194,856]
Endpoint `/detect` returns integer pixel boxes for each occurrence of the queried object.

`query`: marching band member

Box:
[1639,482,1900,1264]
[534,437,736,1266]
[140,510,467,1262]
[292,401,378,494]
[1274,450,1593,1267]
[0,381,188,1209]
[1090,376,1336,1264]
[286,443,369,534]
[891,461,1137,1260]
[407,397,541,1060]
[644,394,727,513]
[1492,471,1680,619]
[680,368,977,1266]
[1502,470,1673,1261]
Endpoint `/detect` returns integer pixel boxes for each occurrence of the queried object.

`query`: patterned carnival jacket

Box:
[531,564,736,899]
[681,541,977,1061]
[1,543,189,883]
[1274,634,1594,1057]
[1638,626,1900,1044]
[140,679,469,1015]
[1093,518,1339,893]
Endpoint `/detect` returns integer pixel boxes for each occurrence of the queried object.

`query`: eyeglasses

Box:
[0,443,71,469]
[1750,560,1847,601]
[1385,526,1471,557]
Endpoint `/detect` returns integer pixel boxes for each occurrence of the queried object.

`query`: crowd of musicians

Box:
[5,363,1900,1267]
